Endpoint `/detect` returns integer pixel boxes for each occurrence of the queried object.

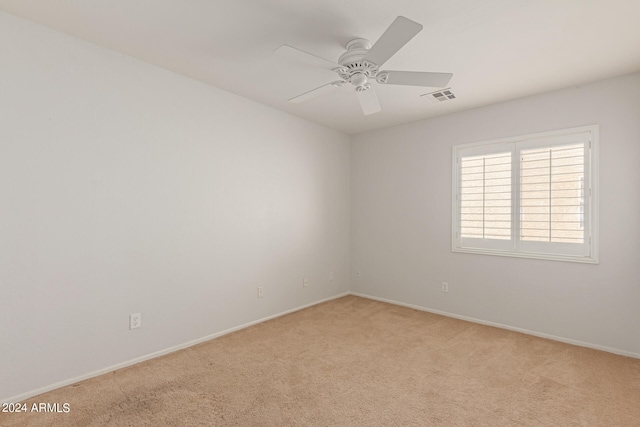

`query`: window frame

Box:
[451,125,599,264]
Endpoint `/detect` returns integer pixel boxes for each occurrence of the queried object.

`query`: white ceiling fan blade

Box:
[288,81,344,103]
[356,86,381,115]
[275,45,340,70]
[379,71,453,88]
[362,16,423,67]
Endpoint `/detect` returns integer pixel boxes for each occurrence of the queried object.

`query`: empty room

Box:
[1,0,639,425]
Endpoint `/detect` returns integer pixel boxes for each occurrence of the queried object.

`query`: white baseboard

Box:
[2,292,349,404]
[7,289,636,403]
[349,292,640,360]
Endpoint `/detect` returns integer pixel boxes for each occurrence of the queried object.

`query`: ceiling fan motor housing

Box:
[336,38,379,89]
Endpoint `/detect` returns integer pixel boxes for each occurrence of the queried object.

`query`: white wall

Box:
[0,12,350,401]
[351,72,640,357]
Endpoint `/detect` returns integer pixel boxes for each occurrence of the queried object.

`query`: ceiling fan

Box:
[275,16,453,115]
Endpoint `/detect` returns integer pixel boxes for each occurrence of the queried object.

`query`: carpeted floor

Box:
[2,295,640,426]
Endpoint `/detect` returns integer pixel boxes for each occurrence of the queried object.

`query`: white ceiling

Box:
[2,0,639,134]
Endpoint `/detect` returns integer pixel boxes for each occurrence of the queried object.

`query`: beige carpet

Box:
[2,295,639,426]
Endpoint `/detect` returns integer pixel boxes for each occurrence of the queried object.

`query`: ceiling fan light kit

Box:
[277,16,453,115]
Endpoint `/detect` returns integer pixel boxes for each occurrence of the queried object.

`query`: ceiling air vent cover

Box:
[422,88,456,104]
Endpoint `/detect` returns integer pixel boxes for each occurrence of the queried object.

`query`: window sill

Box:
[452,247,599,264]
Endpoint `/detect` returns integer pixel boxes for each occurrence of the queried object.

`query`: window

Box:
[452,125,598,263]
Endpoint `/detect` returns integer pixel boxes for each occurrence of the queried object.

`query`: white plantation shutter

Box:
[519,144,584,243]
[456,143,514,251]
[453,126,598,263]
[460,152,511,240]
[516,132,592,257]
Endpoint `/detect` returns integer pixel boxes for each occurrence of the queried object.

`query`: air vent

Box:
[422,88,456,104]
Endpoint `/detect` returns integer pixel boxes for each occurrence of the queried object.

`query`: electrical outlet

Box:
[257,287,264,298]
[441,282,449,293]
[355,272,361,279]
[303,278,309,287]
[329,271,334,281]
[129,313,141,330]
